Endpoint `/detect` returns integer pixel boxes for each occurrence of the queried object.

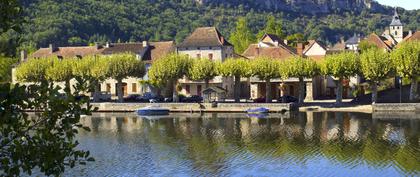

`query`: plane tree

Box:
[218,58,252,102]
[250,57,281,103]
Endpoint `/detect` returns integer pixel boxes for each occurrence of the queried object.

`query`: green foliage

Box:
[0,56,17,83]
[0,81,94,176]
[257,15,284,40]
[73,55,109,82]
[286,33,304,47]
[148,53,190,87]
[322,51,360,79]
[229,17,256,54]
[15,57,54,82]
[187,58,218,82]
[358,40,378,52]
[218,58,252,78]
[284,56,319,78]
[0,0,23,33]
[46,58,75,82]
[250,57,281,80]
[360,48,393,82]
[391,41,420,78]
[105,53,146,80]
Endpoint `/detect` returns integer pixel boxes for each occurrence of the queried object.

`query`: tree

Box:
[15,57,54,82]
[0,56,17,83]
[229,17,256,54]
[187,58,218,89]
[46,58,75,93]
[358,40,377,52]
[250,57,281,103]
[322,52,360,104]
[286,33,304,47]
[257,15,284,40]
[218,58,252,102]
[148,53,190,102]
[360,48,393,103]
[105,53,146,102]
[284,56,319,104]
[73,55,109,102]
[391,41,420,101]
[0,0,23,33]
[0,81,94,176]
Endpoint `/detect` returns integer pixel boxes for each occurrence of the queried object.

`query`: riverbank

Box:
[86,100,420,114]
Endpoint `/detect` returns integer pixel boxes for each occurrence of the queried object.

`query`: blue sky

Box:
[376,0,419,10]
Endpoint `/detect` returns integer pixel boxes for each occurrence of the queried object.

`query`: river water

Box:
[63,112,419,177]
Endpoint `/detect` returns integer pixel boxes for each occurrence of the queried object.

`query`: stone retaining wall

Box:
[91,102,294,112]
[372,103,420,112]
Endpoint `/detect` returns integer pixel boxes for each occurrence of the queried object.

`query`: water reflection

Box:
[70,112,419,177]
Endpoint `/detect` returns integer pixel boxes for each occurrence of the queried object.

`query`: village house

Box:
[15,41,175,97]
[242,33,326,101]
[176,27,239,100]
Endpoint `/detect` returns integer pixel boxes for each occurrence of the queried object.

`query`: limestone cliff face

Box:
[195,0,384,14]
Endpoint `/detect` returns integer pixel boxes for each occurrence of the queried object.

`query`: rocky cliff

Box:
[195,0,385,14]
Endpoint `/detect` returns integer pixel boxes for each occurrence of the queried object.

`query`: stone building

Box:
[15,41,175,97]
[176,27,239,99]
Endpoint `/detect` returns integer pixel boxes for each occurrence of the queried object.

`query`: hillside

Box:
[1,0,419,56]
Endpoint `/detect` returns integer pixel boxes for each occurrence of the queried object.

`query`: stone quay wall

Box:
[90,102,294,112]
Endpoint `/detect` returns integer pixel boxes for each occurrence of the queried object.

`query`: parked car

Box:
[279,95,298,103]
[98,91,112,101]
[124,94,142,102]
[253,97,266,103]
[139,92,164,102]
[182,95,203,103]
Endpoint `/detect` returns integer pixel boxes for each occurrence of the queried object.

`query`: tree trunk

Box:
[265,79,272,103]
[64,79,71,94]
[205,79,210,89]
[371,82,378,104]
[93,80,101,102]
[336,78,343,104]
[409,77,418,102]
[173,80,178,102]
[298,77,305,104]
[234,75,241,103]
[280,82,286,103]
[117,79,123,103]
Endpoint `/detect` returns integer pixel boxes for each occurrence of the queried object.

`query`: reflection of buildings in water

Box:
[326,113,340,141]
[305,112,314,139]
[382,123,405,144]
[240,119,251,142]
[345,117,360,140]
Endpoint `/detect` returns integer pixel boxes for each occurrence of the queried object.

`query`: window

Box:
[132,83,137,92]
[209,47,212,49]
[186,85,190,94]
[395,31,398,35]
[196,54,201,58]
[106,83,111,92]
[197,47,200,50]
[208,53,213,60]
[397,26,399,29]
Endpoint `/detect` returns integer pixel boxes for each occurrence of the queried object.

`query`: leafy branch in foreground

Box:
[0,80,94,176]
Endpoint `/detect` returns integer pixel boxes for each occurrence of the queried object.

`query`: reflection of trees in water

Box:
[79,112,420,174]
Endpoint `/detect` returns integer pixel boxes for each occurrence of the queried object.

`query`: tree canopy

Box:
[229,17,256,54]
[187,58,218,88]
[15,57,54,82]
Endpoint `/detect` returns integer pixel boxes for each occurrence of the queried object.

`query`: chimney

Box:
[49,44,55,54]
[408,30,413,37]
[297,43,304,56]
[220,36,225,44]
[20,50,27,63]
[340,36,345,44]
[105,42,111,48]
[283,40,288,45]
[142,41,148,47]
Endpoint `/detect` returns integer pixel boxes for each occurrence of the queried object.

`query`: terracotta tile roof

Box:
[30,46,103,59]
[242,44,297,60]
[177,27,232,48]
[403,31,420,42]
[101,43,147,55]
[365,33,392,51]
[144,41,175,62]
[330,41,346,51]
